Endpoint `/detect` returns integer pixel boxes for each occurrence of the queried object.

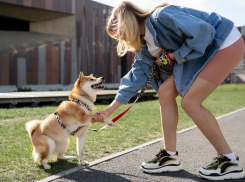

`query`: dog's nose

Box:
[101,77,105,81]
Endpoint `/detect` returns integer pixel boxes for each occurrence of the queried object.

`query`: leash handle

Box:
[90,64,156,132]
[89,105,133,131]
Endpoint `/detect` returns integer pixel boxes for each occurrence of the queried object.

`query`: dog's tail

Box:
[25,120,42,137]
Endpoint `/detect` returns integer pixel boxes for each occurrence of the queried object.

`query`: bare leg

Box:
[158,75,179,152]
[141,75,181,173]
[181,37,245,154]
[181,77,231,154]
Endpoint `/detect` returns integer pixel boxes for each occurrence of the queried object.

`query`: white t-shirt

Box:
[144,24,241,55]
[144,24,163,57]
[219,26,241,50]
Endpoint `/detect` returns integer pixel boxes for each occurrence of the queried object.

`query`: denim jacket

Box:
[115,5,234,104]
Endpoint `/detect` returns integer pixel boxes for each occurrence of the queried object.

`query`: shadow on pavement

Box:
[144,170,205,182]
[60,167,139,182]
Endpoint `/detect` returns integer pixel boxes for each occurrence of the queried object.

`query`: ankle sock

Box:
[222,153,236,161]
[166,150,176,156]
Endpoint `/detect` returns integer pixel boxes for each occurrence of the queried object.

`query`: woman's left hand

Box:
[168,53,176,60]
[156,52,176,65]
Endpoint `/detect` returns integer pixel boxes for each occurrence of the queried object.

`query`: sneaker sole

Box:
[141,165,182,173]
[198,170,245,181]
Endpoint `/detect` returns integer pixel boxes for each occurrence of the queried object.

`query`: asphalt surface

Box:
[52,109,245,182]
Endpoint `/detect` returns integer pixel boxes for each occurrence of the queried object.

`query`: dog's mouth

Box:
[91,81,105,90]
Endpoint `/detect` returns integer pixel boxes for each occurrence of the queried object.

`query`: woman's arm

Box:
[171,13,216,64]
[168,53,175,60]
[114,57,149,104]
[155,7,216,64]
[92,56,148,123]
[107,100,122,115]
[92,100,122,123]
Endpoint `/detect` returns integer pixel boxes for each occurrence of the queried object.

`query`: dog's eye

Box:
[90,79,94,81]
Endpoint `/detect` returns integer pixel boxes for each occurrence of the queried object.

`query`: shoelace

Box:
[210,155,228,168]
[152,150,168,162]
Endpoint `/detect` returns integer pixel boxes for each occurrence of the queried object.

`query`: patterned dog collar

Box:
[71,98,92,114]
[54,112,84,136]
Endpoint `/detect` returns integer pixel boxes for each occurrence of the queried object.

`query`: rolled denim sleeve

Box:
[158,12,216,64]
[115,58,148,105]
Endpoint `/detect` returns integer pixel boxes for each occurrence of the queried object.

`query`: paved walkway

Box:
[42,108,245,182]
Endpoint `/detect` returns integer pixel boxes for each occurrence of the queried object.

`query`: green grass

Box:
[0,84,245,181]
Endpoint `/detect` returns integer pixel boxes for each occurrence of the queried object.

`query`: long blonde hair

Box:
[106,1,169,56]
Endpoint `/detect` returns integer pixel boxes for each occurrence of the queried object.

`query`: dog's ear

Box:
[79,72,84,81]
[90,74,93,77]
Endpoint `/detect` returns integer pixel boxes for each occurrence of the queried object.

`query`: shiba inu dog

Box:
[25,72,114,169]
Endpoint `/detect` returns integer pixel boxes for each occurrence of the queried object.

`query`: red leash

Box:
[92,104,133,131]
[89,64,156,132]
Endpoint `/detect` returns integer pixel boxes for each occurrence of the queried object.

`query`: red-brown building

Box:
[0,0,244,91]
[0,0,134,90]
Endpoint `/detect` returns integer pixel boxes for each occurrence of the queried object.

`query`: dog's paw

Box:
[105,118,114,126]
[80,160,89,166]
[101,114,114,126]
[44,164,51,170]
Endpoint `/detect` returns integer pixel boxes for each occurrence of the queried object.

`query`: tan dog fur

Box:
[25,72,114,169]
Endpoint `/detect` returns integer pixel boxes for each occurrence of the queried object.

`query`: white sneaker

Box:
[199,154,245,180]
[141,149,182,173]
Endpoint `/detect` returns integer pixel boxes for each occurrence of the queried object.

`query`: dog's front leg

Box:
[77,125,89,166]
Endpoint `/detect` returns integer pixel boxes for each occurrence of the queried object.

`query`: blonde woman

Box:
[92,1,245,180]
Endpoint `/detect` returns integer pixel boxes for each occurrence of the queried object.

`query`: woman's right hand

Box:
[91,100,122,123]
[92,109,111,123]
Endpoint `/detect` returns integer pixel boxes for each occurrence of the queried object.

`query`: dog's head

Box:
[76,72,105,92]
[69,72,105,102]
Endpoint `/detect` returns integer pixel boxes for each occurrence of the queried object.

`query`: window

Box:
[0,16,29,31]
